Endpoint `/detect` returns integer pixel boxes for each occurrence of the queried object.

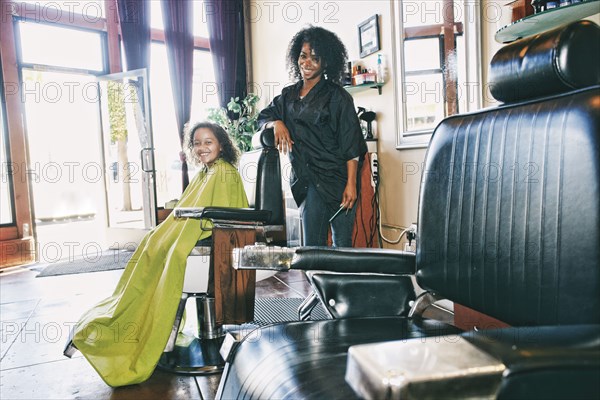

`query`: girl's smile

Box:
[193,128,222,167]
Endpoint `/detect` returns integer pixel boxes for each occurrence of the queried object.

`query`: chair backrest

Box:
[238,128,284,226]
[416,21,600,327]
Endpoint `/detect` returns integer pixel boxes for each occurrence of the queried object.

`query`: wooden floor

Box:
[0,263,311,400]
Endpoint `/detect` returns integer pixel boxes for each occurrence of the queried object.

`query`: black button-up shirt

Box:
[258,79,367,208]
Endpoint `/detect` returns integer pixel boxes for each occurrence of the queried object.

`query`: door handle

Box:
[140,147,155,173]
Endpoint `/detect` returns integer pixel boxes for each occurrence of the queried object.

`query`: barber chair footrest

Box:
[157,333,226,375]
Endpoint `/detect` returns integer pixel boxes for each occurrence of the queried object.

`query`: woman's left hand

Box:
[341,182,357,210]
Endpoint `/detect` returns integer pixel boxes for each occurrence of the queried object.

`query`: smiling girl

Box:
[185,121,240,169]
[68,122,248,387]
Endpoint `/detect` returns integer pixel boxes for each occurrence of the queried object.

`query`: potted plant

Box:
[207,94,260,153]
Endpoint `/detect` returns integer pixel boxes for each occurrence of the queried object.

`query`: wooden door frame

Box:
[0,7,34,267]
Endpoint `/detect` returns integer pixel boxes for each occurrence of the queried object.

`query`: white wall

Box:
[247,0,519,249]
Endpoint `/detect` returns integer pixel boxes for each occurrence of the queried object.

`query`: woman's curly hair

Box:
[183,121,240,167]
[287,26,348,85]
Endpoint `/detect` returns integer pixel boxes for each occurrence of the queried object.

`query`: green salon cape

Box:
[72,159,248,387]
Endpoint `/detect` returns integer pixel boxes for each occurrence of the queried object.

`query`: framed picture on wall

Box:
[358,14,380,58]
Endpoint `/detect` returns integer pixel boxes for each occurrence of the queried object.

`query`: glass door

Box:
[97,69,157,230]
[16,18,110,263]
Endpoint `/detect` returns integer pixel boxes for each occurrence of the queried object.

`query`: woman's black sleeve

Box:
[257,93,285,129]
[336,91,367,160]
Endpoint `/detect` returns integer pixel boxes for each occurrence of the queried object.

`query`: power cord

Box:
[372,159,417,246]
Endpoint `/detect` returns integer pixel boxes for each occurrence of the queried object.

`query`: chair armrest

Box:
[174,207,271,224]
[346,336,505,399]
[467,324,600,399]
[292,247,415,275]
[464,324,600,371]
[233,245,415,274]
[345,324,600,400]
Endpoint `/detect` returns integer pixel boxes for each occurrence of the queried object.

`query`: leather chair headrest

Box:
[251,127,276,150]
[489,20,600,103]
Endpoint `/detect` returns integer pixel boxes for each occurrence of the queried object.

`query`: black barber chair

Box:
[156,127,286,375]
[216,21,600,399]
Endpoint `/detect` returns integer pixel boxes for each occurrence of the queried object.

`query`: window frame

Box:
[393,0,482,149]
[0,60,17,227]
[14,17,109,75]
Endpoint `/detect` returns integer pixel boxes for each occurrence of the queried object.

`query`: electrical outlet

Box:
[404,223,417,253]
[370,153,378,187]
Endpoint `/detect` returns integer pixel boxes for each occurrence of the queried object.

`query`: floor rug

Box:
[252,297,330,324]
[36,251,133,277]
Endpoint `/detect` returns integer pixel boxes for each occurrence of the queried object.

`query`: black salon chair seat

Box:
[216,21,600,399]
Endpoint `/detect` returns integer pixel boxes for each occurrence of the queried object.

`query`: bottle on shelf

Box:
[376,54,384,84]
[343,62,353,86]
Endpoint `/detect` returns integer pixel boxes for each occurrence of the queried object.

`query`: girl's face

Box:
[193,128,222,167]
[298,42,325,82]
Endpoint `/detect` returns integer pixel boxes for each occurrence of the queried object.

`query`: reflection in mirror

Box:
[394,0,481,148]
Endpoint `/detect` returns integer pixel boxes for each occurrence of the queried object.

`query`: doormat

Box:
[36,251,133,277]
[252,297,331,325]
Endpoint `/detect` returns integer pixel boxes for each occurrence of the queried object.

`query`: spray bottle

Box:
[376,54,384,84]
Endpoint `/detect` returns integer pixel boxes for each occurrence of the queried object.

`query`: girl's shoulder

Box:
[214,159,241,175]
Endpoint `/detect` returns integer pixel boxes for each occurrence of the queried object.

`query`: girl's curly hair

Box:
[287,26,348,85]
[183,121,240,167]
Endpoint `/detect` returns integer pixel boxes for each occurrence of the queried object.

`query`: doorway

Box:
[21,69,109,263]
[16,19,155,263]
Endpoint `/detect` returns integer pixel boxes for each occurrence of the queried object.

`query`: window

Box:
[190,50,219,122]
[150,0,209,37]
[22,69,104,222]
[394,0,481,148]
[17,20,105,72]
[148,0,215,205]
[17,0,105,19]
[149,1,214,121]
[150,44,219,206]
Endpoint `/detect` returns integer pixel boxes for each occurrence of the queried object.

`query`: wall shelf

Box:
[495,0,600,43]
[343,82,384,95]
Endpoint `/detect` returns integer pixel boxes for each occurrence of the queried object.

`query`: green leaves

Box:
[208,94,260,153]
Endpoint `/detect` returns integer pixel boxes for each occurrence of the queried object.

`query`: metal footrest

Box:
[63,326,77,358]
[298,291,320,321]
[160,293,227,375]
[157,333,226,375]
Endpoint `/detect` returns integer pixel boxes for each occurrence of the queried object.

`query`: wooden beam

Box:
[443,0,458,116]
[103,0,121,73]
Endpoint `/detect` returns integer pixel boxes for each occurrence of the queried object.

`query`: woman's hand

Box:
[271,120,294,154]
[341,159,359,209]
[341,182,357,210]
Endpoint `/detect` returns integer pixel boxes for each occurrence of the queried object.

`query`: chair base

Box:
[157,332,226,375]
[63,339,77,358]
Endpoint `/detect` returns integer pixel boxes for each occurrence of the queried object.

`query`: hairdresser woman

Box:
[259,26,367,247]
